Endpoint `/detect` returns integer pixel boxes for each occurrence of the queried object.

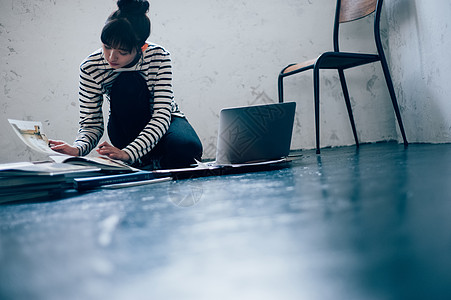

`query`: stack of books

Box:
[2,119,149,204]
[0,162,101,204]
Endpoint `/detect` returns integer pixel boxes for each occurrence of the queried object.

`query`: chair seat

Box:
[282,58,317,74]
[282,52,380,75]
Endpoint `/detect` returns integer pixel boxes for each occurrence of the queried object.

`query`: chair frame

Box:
[278,0,408,154]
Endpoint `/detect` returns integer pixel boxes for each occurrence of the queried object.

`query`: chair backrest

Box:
[339,0,377,23]
[333,0,382,52]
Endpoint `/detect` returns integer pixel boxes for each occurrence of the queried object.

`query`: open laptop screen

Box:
[215,102,296,165]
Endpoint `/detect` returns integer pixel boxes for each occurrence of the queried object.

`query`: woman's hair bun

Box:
[117,0,149,15]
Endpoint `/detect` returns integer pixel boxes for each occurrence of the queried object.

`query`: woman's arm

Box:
[96,141,130,162]
[48,139,80,156]
[73,57,106,156]
[122,46,174,164]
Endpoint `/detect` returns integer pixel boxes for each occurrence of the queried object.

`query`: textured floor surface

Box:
[1,142,451,300]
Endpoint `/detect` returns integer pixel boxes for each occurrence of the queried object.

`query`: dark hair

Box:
[101,0,150,53]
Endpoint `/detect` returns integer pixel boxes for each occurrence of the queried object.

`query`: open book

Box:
[8,119,138,173]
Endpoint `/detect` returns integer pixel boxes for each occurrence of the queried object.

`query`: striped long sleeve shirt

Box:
[73,43,184,164]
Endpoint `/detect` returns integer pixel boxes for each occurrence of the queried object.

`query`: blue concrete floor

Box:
[1,142,451,299]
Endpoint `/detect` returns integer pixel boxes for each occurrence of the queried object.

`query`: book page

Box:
[0,162,100,176]
[8,119,62,155]
[50,155,139,172]
[0,161,35,171]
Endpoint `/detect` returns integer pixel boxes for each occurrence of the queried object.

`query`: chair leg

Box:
[278,74,284,103]
[313,67,321,154]
[338,69,359,147]
[379,58,408,146]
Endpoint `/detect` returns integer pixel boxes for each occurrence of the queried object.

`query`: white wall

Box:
[384,0,451,143]
[1,0,449,163]
[0,0,116,162]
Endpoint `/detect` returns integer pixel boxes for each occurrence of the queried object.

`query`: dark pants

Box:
[108,72,203,170]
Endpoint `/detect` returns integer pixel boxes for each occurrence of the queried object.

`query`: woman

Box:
[50,0,203,170]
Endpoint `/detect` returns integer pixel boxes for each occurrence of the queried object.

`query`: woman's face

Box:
[102,44,137,69]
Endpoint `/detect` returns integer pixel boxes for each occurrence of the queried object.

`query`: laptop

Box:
[215,102,296,165]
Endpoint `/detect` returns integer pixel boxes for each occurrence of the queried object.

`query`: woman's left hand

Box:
[96,141,130,163]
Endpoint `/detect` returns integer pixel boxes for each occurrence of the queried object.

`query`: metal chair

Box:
[278,0,408,154]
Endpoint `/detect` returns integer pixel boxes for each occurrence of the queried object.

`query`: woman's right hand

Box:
[48,139,79,156]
